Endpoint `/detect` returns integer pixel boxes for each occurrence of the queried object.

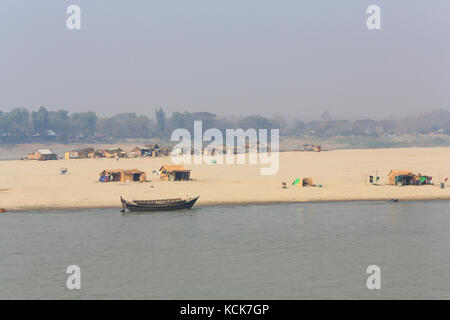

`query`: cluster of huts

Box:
[25,144,172,161]
[286,169,436,190]
[22,148,441,189]
[26,142,273,161]
[366,170,434,186]
[65,147,128,159]
[98,165,191,183]
[130,144,172,157]
[182,142,271,156]
[66,144,172,159]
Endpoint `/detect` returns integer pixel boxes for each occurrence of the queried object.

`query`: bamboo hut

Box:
[159,165,191,181]
[27,149,57,161]
[65,147,95,159]
[99,169,146,182]
[104,148,127,158]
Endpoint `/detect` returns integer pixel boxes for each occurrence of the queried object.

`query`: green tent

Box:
[292,178,301,186]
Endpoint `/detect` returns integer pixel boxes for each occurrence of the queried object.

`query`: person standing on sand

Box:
[116,155,119,161]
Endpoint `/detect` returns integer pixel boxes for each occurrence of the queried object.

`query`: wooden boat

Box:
[120,196,199,212]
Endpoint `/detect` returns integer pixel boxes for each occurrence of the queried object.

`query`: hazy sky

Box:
[1,0,449,120]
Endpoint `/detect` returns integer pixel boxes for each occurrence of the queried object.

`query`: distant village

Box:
[24,141,298,161]
[25,144,170,161]
[1,107,450,145]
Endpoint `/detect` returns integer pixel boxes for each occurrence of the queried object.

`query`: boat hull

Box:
[121,196,199,212]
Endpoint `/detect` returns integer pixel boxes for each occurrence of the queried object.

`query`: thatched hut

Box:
[65,147,95,159]
[99,169,146,182]
[388,170,432,186]
[27,149,57,161]
[104,148,127,158]
[132,144,161,157]
[159,165,191,181]
[131,146,153,157]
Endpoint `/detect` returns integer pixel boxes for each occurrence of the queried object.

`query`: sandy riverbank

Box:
[1,147,450,211]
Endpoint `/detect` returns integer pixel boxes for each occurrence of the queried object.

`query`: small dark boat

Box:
[120,196,199,212]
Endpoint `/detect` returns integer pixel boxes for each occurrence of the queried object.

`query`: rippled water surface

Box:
[1,201,450,299]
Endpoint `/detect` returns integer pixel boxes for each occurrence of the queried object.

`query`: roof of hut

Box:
[99,169,144,176]
[159,165,190,172]
[37,149,54,155]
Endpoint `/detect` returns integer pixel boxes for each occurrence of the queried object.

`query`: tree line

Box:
[0,106,449,143]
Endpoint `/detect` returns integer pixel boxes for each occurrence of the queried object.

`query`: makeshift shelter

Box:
[131,146,153,157]
[104,148,127,158]
[99,169,146,182]
[65,147,95,159]
[159,165,191,181]
[387,170,432,186]
[300,144,321,152]
[132,144,161,157]
[27,149,57,161]
[145,144,160,150]
[94,150,106,158]
[292,178,314,187]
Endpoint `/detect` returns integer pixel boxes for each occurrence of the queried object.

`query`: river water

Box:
[1,201,449,299]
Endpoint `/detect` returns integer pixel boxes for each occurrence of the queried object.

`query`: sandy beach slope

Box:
[1,147,449,211]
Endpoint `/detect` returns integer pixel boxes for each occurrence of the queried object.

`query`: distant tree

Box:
[268,114,287,134]
[293,120,306,136]
[238,115,272,130]
[0,111,8,134]
[2,106,450,144]
[31,106,50,136]
[48,110,70,142]
[320,111,332,122]
[169,112,187,132]
[69,111,97,139]
[190,112,216,129]
[97,113,150,139]
[155,107,166,138]
[167,111,217,134]
[7,107,31,140]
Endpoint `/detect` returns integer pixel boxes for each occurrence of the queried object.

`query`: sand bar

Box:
[1,147,450,211]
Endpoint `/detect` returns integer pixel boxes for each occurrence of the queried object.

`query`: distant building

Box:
[101,148,127,158]
[131,146,152,157]
[64,147,95,159]
[27,149,57,161]
[99,169,146,182]
[159,165,191,181]
[387,170,432,186]
[132,144,160,157]
[145,144,160,150]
